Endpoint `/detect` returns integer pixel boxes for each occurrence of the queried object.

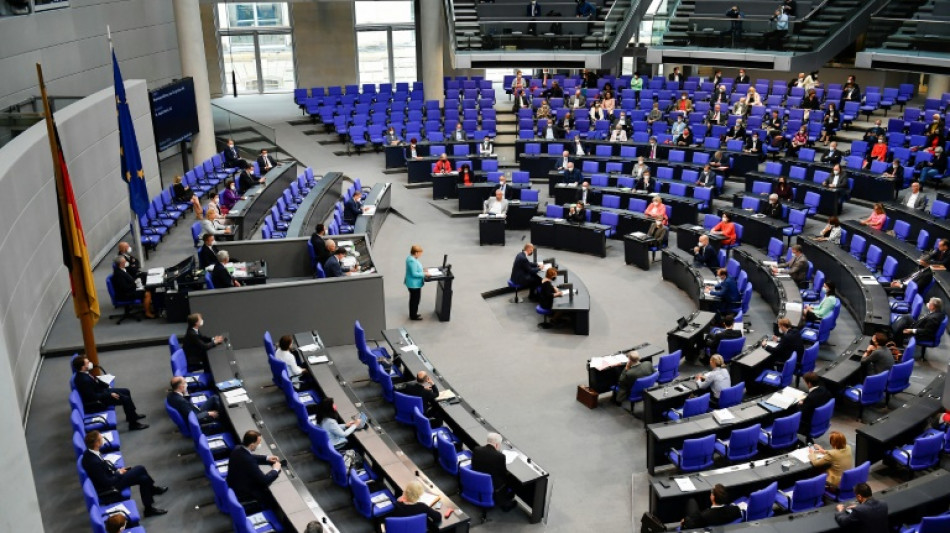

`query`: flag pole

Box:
[37,63,100,370]
[108,25,147,265]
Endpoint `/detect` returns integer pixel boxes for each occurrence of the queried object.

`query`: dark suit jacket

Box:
[711,276,740,306]
[324,255,345,278]
[120,252,141,278]
[760,201,783,220]
[81,449,122,493]
[526,2,541,16]
[343,198,363,225]
[635,177,655,192]
[561,168,584,183]
[835,498,888,533]
[575,187,595,204]
[403,381,440,413]
[224,146,241,167]
[111,268,139,302]
[211,262,235,289]
[744,137,763,154]
[183,328,215,370]
[821,150,843,165]
[198,245,219,270]
[310,234,330,264]
[256,155,276,173]
[227,446,279,503]
[706,327,742,348]
[694,245,719,271]
[75,371,111,409]
[567,206,586,223]
[238,170,257,193]
[799,385,833,434]
[511,252,540,286]
[391,501,442,530]
[914,311,947,342]
[682,504,742,529]
[765,327,805,368]
[471,445,508,491]
[167,391,213,424]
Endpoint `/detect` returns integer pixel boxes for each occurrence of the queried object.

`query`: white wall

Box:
[0,79,160,531]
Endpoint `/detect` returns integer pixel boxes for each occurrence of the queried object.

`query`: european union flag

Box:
[113,50,150,216]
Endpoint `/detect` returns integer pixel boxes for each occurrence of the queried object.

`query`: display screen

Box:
[149,78,199,152]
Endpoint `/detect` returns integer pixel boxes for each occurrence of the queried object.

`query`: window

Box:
[355,0,417,85]
[216,2,295,94]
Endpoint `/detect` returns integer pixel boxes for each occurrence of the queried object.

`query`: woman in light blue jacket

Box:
[405,244,427,320]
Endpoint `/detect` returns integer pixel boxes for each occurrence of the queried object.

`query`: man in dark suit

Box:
[449,122,468,142]
[635,169,655,192]
[256,149,277,174]
[561,161,583,183]
[798,372,833,441]
[495,175,511,198]
[575,181,594,204]
[211,250,240,288]
[72,356,148,429]
[773,244,809,287]
[197,234,219,270]
[238,165,263,193]
[512,89,531,112]
[227,430,282,510]
[888,239,950,297]
[863,119,886,143]
[743,132,765,161]
[182,313,223,372]
[760,194,783,219]
[166,376,221,426]
[613,350,654,404]
[705,103,727,127]
[707,268,740,312]
[704,314,742,360]
[555,112,575,139]
[681,484,741,529]
[834,483,888,533]
[647,218,668,247]
[310,224,330,266]
[403,370,442,424]
[667,67,682,84]
[566,201,586,223]
[117,241,141,278]
[223,139,242,168]
[511,243,543,296]
[821,143,843,166]
[82,430,167,516]
[471,433,516,511]
[111,256,142,303]
[893,297,947,346]
[343,190,365,225]
[734,69,750,85]
[761,317,805,369]
[324,246,351,278]
[693,235,719,272]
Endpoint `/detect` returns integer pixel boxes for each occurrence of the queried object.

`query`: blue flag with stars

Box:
[113,50,150,216]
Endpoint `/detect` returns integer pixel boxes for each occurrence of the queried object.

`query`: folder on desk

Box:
[216,379,243,391]
[307,355,329,365]
[436,389,456,402]
[419,492,441,507]
[712,409,735,424]
[674,477,697,491]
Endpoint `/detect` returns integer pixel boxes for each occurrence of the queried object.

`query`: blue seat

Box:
[71,411,119,452]
[842,370,889,420]
[437,432,472,476]
[807,399,835,442]
[717,336,746,362]
[893,431,944,472]
[187,412,235,458]
[826,461,870,502]
[204,271,214,289]
[656,351,681,383]
[354,321,398,379]
[350,468,395,518]
[385,515,427,533]
[195,434,230,478]
[733,481,777,521]
[800,270,825,303]
[795,342,820,387]
[901,513,950,533]
[82,480,142,527]
[459,466,495,523]
[767,237,785,261]
[304,423,334,462]
[105,274,143,324]
[668,434,715,472]
[756,353,796,389]
[394,391,423,425]
[783,209,806,244]
[758,411,801,451]
[225,487,284,532]
[620,371,659,417]
[916,315,949,360]
[69,390,117,432]
[170,348,211,391]
[890,280,918,313]
[717,383,744,409]
[714,423,761,462]
[774,473,826,513]
[801,309,835,344]
[665,392,710,421]
[885,358,915,403]
[413,406,457,449]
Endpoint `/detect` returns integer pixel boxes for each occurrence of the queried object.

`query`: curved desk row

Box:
[407,155,496,183]
[796,237,890,335]
[732,247,803,325]
[546,170,718,200]
[718,207,790,250]
[381,328,550,523]
[287,172,347,238]
[731,193,809,222]
[553,183,704,226]
[227,162,299,239]
[815,335,872,394]
[293,331,472,532]
[882,202,950,244]
[776,159,896,204]
[529,216,610,259]
[744,172,845,216]
[352,182,392,245]
[662,249,721,314]
[384,141,483,169]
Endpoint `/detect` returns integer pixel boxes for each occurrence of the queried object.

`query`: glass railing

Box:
[673,16,798,50]
[0,95,83,150]
[211,103,278,151]
[867,16,950,52]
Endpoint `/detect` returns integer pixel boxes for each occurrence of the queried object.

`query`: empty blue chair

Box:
[756,353,796,389]
[350,468,395,519]
[393,391,423,425]
[901,513,950,533]
[716,336,745,362]
[758,411,801,451]
[795,342,820,387]
[384,515,427,533]
[437,433,472,476]
[807,399,835,442]
[656,352,681,383]
[668,434,715,472]
[842,370,889,420]
[717,383,744,409]
[774,473,827,512]
[733,481,777,521]
[826,461,870,502]
[170,349,211,390]
[714,423,761,462]
[413,406,456,450]
[801,310,835,344]
[885,358,914,403]
[225,487,284,532]
[459,467,495,523]
[889,434,943,475]
[665,393,710,421]
[767,237,785,261]
[877,256,899,283]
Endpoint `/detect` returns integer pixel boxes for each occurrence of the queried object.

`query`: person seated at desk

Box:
[834,483,888,533]
[647,218,667,246]
[238,165,264,192]
[512,88,531,113]
[589,101,606,122]
[670,115,687,138]
[172,174,201,215]
[220,179,240,214]
[674,127,693,147]
[566,201,586,223]
[198,206,233,238]
[182,313,224,372]
[274,334,307,378]
[406,138,422,160]
[344,189,367,225]
[862,135,888,169]
[644,195,668,225]
[882,159,905,198]
[449,122,467,142]
[105,514,133,533]
[575,180,593,205]
[612,350,654,405]
[644,135,660,159]
[695,354,731,402]
[112,255,154,318]
[166,376,221,426]
[799,372,834,441]
[116,241,142,279]
[709,150,730,178]
[693,235,719,271]
[859,203,887,231]
[572,136,587,157]
[538,267,567,328]
[709,212,736,246]
[860,332,896,377]
[919,146,947,184]
[82,430,167,517]
[821,141,843,166]
[743,131,765,161]
[788,125,808,158]
[810,431,853,491]
[484,189,508,216]
[815,215,842,244]
[730,99,749,120]
[472,433,517,512]
[820,104,841,146]
[805,281,837,322]
[887,239,950,295]
[511,243,543,298]
[73,355,149,430]
[900,181,925,210]
[392,480,445,531]
[609,122,627,143]
[536,99,552,121]
[309,224,330,267]
[568,88,586,110]
[228,430,282,509]
[433,153,453,175]
[759,193,783,219]
[863,119,886,144]
[224,138,243,168]
[324,245,357,278]
[705,103,727,127]
[314,398,362,451]
[635,169,656,192]
[539,119,557,141]
[212,250,241,288]
[384,126,401,146]
[196,235,219,272]
[680,484,741,529]
[645,103,663,128]
[772,244,808,288]
[704,314,742,362]
[403,370,442,424]
[706,267,740,314]
[495,174,512,197]
[892,297,947,346]
[257,149,277,175]
[556,150,573,171]
[761,317,804,368]
[479,135,494,156]
[458,164,475,186]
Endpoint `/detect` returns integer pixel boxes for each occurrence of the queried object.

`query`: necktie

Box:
[651,147,656,158]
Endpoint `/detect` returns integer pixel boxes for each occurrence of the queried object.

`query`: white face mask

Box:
[86,361,93,371]
[197,320,204,329]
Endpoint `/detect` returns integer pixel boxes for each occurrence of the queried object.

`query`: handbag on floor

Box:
[640,512,668,533]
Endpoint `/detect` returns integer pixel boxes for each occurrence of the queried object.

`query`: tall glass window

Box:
[355,1,417,85]
[216,2,296,94]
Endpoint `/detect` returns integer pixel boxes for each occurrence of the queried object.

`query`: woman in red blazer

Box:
[434,153,453,174]
[711,212,737,246]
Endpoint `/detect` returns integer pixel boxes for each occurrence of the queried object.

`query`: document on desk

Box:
[590,353,627,370]
[630,231,648,239]
[764,387,804,410]
[363,206,377,216]
[762,260,778,267]
[426,268,442,276]
[400,344,419,353]
[788,447,813,463]
[419,492,441,507]
[712,409,735,424]
[502,449,519,465]
[146,267,164,286]
[223,388,249,405]
[436,389,456,401]
[299,343,319,353]
[859,275,880,286]
[674,477,697,492]
[307,355,329,365]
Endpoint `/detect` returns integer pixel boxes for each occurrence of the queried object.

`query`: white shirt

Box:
[906,192,920,209]
[274,348,304,377]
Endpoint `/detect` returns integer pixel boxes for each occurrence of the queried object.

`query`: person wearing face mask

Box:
[314,398,363,450]
[223,138,243,168]
[112,255,155,319]
[227,430,282,510]
[182,313,224,372]
[166,376,221,426]
[198,233,220,270]
[384,126,401,146]
[72,356,148,430]
[647,217,668,247]
[220,178,240,214]
[116,241,142,279]
[822,164,847,189]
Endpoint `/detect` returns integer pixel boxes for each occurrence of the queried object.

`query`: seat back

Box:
[717,337,746,362]
[629,371,660,402]
[682,393,710,418]
[920,316,949,347]
[861,370,890,404]
[769,411,802,449]
[385,515,428,533]
[886,358,914,394]
[909,434,944,470]
[799,342,820,376]
[746,481,778,520]
[657,352,681,383]
[394,391,423,425]
[767,238,785,261]
[349,469,377,518]
[459,467,494,508]
[412,406,438,449]
[918,514,950,533]
[717,383,744,409]
[808,399,835,439]
[679,434,715,471]
[836,461,870,501]
[727,423,761,461]
[164,397,191,438]
[788,473,827,512]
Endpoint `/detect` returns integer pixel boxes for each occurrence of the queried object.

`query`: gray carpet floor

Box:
[27,86,950,533]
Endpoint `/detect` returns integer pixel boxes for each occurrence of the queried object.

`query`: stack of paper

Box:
[502,449,519,465]
[364,206,377,215]
[400,344,419,353]
[223,388,249,405]
[307,354,329,365]
[436,389,456,401]
[674,477,697,491]
[765,387,806,409]
[712,409,735,424]
[419,492,441,507]
[788,447,813,463]
[426,267,441,276]
[590,353,627,370]
[299,343,319,352]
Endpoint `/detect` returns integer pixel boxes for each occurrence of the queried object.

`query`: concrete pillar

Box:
[420,0,445,104]
[927,74,950,100]
[173,0,217,163]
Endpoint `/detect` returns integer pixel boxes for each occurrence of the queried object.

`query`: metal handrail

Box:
[211,103,277,147]
[445,0,459,50]
[871,15,950,23]
[803,0,833,20]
